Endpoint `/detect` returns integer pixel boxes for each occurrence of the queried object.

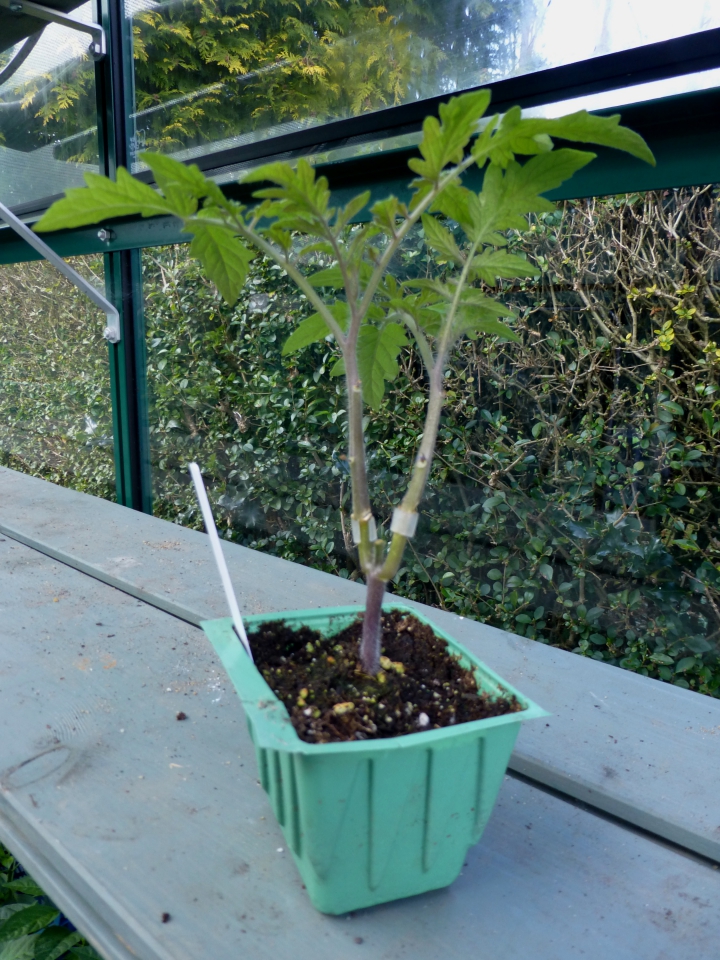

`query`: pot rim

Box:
[201,601,549,755]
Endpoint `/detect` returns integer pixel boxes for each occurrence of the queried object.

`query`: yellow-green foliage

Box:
[2,0,532,161]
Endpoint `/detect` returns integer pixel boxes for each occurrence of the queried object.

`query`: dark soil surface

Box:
[249,609,524,744]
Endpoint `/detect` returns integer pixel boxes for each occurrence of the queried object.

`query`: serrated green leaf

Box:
[187,223,252,305]
[337,191,371,227]
[35,169,175,233]
[33,928,83,960]
[482,150,595,233]
[469,250,541,285]
[409,89,492,182]
[296,240,335,257]
[357,323,408,408]
[429,182,473,228]
[247,159,331,220]
[139,153,221,215]
[282,303,349,356]
[371,196,401,234]
[452,291,518,341]
[516,111,655,166]
[0,905,58,941]
[403,277,453,300]
[0,935,35,960]
[307,265,345,288]
[463,317,521,343]
[458,290,515,314]
[399,282,516,341]
[421,214,464,264]
[282,314,329,356]
[474,107,655,170]
[241,161,297,187]
[308,261,372,290]
[388,296,444,342]
[3,879,43,898]
[485,107,564,167]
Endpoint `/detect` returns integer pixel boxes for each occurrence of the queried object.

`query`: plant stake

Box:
[189,461,252,660]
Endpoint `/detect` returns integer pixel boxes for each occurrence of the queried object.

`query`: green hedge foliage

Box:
[1,187,719,697]
[143,187,720,698]
[0,258,115,498]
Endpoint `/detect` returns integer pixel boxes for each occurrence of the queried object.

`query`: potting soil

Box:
[249,609,523,743]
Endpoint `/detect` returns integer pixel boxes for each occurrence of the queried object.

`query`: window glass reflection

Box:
[128,0,720,167]
[0,2,99,209]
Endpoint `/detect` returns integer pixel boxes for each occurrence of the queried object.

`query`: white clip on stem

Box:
[189,462,253,660]
[351,515,377,544]
[390,508,419,538]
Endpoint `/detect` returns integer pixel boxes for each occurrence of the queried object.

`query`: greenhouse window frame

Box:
[2,23,720,258]
[3,83,720,268]
[3,14,720,515]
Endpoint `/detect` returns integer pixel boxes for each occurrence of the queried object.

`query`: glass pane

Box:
[143,183,720,698]
[0,255,115,498]
[0,3,99,209]
[527,66,720,121]
[129,0,720,168]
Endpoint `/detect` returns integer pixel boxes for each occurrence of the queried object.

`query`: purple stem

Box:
[360,574,386,674]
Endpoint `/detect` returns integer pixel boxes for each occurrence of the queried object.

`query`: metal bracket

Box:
[0,201,121,343]
[0,0,106,59]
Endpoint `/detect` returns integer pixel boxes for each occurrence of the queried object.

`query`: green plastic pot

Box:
[201,602,547,914]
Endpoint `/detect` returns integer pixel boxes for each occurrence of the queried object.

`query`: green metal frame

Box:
[2,84,720,269]
[104,249,152,513]
[94,0,152,513]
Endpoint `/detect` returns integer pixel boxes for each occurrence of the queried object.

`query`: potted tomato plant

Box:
[38,89,653,913]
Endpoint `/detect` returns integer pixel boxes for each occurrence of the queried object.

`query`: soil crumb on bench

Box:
[249,609,524,743]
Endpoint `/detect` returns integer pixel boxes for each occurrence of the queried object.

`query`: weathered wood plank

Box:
[1,537,717,960]
[1,466,720,862]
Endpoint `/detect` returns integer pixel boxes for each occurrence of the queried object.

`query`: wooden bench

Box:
[1,466,718,960]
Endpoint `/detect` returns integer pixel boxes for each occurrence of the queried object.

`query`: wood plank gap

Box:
[0,520,206,627]
[508,752,720,863]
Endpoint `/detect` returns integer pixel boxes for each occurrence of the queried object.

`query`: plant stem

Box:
[345,344,374,567]
[209,212,348,346]
[378,236,482,582]
[360,573,386,674]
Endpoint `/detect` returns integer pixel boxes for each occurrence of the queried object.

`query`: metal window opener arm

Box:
[0,201,121,343]
[0,0,106,59]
